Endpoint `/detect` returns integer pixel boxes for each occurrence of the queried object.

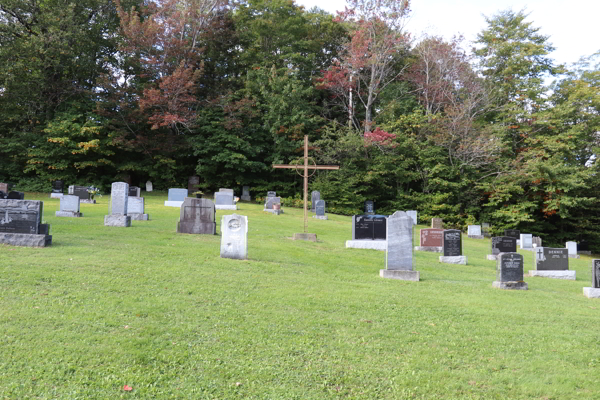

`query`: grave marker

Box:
[566,241,580,258]
[488,236,517,260]
[214,189,237,210]
[440,229,467,264]
[0,199,52,246]
[220,213,248,260]
[310,191,320,212]
[177,198,216,234]
[146,181,153,192]
[583,260,600,298]
[128,196,149,221]
[241,186,251,201]
[431,218,443,229]
[406,210,417,226]
[493,253,527,290]
[530,247,575,280]
[415,228,443,252]
[55,195,82,217]
[104,182,131,227]
[380,211,419,281]
[468,225,484,239]
[165,188,188,207]
[313,200,328,220]
[128,186,141,197]
[520,234,533,250]
[364,200,375,215]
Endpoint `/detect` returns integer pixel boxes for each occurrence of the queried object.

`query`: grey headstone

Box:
[315,200,326,216]
[535,247,569,271]
[188,176,200,192]
[364,200,375,215]
[60,195,80,213]
[264,196,281,210]
[110,182,128,215]
[406,210,417,226]
[128,196,144,214]
[177,198,216,234]
[214,191,234,206]
[0,199,52,246]
[220,213,248,260]
[566,241,577,255]
[482,222,491,237]
[241,186,251,201]
[385,211,413,270]
[146,181,153,192]
[311,191,320,212]
[491,236,517,255]
[532,236,542,247]
[520,234,533,249]
[267,191,276,198]
[468,225,481,236]
[593,259,600,289]
[442,230,462,256]
[431,218,443,229]
[68,185,90,200]
[168,188,188,202]
[504,229,520,240]
[219,188,234,195]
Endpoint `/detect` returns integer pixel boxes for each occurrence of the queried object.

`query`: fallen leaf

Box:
[123,385,133,391]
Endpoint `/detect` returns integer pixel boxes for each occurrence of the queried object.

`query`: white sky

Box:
[296,0,600,67]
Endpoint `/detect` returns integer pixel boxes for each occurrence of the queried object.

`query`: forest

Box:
[1,0,599,247]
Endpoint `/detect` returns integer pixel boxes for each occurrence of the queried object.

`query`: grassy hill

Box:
[1,192,598,399]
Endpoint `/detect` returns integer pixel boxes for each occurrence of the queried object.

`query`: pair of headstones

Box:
[0,198,52,247]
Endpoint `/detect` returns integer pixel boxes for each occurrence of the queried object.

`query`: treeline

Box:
[1,0,599,247]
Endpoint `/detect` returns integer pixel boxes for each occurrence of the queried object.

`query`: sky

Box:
[295,0,600,68]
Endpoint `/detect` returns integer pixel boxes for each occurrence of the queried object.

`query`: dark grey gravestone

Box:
[380,211,419,281]
[68,185,90,201]
[504,229,520,240]
[313,199,327,220]
[0,199,52,246]
[7,191,24,200]
[241,186,251,201]
[535,247,568,270]
[52,180,64,193]
[177,198,216,234]
[493,253,527,289]
[188,176,200,193]
[0,191,6,199]
[491,236,517,255]
[128,186,141,197]
[264,196,281,210]
[364,200,375,215]
[442,229,462,256]
[353,215,387,240]
[593,260,600,288]
[311,191,320,212]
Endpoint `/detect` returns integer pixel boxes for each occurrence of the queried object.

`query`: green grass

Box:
[1,192,599,399]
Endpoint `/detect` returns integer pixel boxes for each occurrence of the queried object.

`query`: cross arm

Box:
[272,164,340,170]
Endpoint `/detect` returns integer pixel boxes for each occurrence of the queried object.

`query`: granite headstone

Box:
[380,211,418,280]
[493,253,527,289]
[220,213,248,260]
[431,218,443,229]
[313,199,327,220]
[0,199,52,246]
[311,191,320,212]
[353,215,387,240]
[241,186,251,201]
[128,196,149,221]
[364,200,375,215]
[104,182,131,227]
[406,210,417,226]
[55,195,82,217]
[177,198,216,234]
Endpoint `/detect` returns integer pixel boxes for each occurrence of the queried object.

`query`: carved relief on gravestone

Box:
[0,199,52,246]
[220,213,248,260]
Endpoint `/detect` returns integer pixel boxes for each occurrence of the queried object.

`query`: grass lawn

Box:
[1,192,599,399]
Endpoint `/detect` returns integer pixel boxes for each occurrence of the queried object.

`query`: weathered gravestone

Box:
[493,253,527,290]
[482,222,491,238]
[0,183,8,193]
[68,185,94,203]
[177,198,216,234]
[504,229,520,240]
[380,211,419,281]
[520,234,533,251]
[104,182,131,227]
[530,247,575,280]
[346,214,387,250]
[7,191,24,200]
[488,236,517,260]
[220,213,248,260]
[364,200,375,215]
[55,195,82,217]
[188,176,200,193]
[310,191,320,212]
[0,199,52,247]
[415,228,443,252]
[406,210,417,226]
[241,186,251,201]
[264,196,282,214]
[128,186,141,197]
[128,196,149,221]
[467,225,484,239]
[440,229,467,265]
[165,188,188,207]
[583,260,600,298]
[532,236,542,248]
[566,241,580,258]
[313,200,327,220]
[146,180,153,192]
[214,189,237,210]
[431,218,443,229]
[50,180,64,198]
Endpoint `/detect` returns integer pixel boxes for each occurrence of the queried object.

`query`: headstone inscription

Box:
[381,211,419,281]
[128,196,149,221]
[467,225,483,239]
[520,234,533,250]
[346,214,387,250]
[188,176,200,193]
[406,210,417,226]
[214,189,237,210]
[493,253,527,290]
[583,259,600,298]
[488,236,517,260]
[55,195,82,217]
[146,180,153,192]
[128,186,141,197]
[177,198,216,234]
[440,229,467,264]
[165,188,188,207]
[313,200,327,220]
[530,247,575,280]
[566,241,580,258]
[7,191,24,200]
[220,213,248,260]
[310,191,320,212]
[0,199,52,246]
[364,200,375,215]
[104,182,131,227]
[431,218,443,229]
[415,228,443,252]
[241,186,251,201]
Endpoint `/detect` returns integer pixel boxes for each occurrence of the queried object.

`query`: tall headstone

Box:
[566,241,579,258]
[380,211,418,281]
[313,200,327,220]
[493,253,527,290]
[406,210,417,226]
[55,195,82,217]
[241,186,251,201]
[177,198,216,234]
[128,196,149,221]
[431,218,443,229]
[0,199,52,246]
[520,234,533,250]
[488,236,517,260]
[440,229,467,264]
[415,228,443,252]
[530,247,575,280]
[583,259,600,298]
[104,182,131,227]
[214,189,237,210]
[165,188,188,207]
[188,176,200,193]
[467,225,483,239]
[310,191,320,212]
[364,200,375,215]
[128,186,141,197]
[146,180,153,192]
[482,222,491,238]
[220,213,248,260]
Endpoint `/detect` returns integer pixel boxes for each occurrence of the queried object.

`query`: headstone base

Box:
[578,251,592,255]
[104,215,131,227]
[241,195,251,201]
[80,199,96,204]
[346,240,386,251]
[0,233,52,247]
[177,221,216,235]
[528,270,576,280]
[379,269,419,281]
[568,254,580,259]
[50,193,63,198]
[414,246,442,252]
[468,235,485,239]
[492,281,528,290]
[293,233,317,242]
[313,215,328,220]
[215,205,237,210]
[129,213,149,221]
[583,287,600,298]
[263,208,284,214]
[165,201,184,208]
[439,256,467,265]
[487,254,497,260]
[55,211,83,218]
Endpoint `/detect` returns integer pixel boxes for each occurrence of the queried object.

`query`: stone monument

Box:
[0,199,52,247]
[164,188,188,207]
[177,198,216,234]
[583,260,600,298]
[104,182,131,227]
[520,234,533,251]
[566,241,580,259]
[530,247,575,280]
[220,213,248,260]
[264,196,282,214]
[68,185,95,203]
[439,229,467,265]
[431,218,443,229]
[380,211,418,281]
[55,195,82,217]
[414,228,443,252]
[146,180,153,192]
[492,252,528,290]
[482,222,491,238]
[188,176,200,193]
[488,236,517,260]
[241,186,251,201]
[313,200,327,220]
[214,189,237,210]
[128,186,141,197]
[364,200,375,215]
[532,236,542,248]
[346,214,387,251]
[467,225,484,239]
[311,191,320,212]
[50,180,64,198]
[128,196,149,221]
[7,191,24,200]
[406,210,417,226]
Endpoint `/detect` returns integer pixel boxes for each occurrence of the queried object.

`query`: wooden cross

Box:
[273,135,339,233]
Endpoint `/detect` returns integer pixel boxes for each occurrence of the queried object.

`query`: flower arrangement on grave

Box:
[87,186,102,200]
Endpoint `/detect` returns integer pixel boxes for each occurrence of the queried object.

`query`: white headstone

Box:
[520,233,533,249]
[146,181,153,192]
[566,241,578,255]
[406,210,417,226]
[220,214,248,260]
[468,225,482,236]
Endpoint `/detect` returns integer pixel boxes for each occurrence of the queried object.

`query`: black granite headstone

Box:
[52,180,64,193]
[128,186,139,197]
[442,229,462,256]
[497,252,524,282]
[593,259,600,289]
[0,199,49,235]
[491,236,517,255]
[364,200,375,215]
[504,229,520,240]
[354,215,386,240]
[535,247,568,271]
[71,185,90,200]
[7,191,24,200]
[578,240,589,252]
